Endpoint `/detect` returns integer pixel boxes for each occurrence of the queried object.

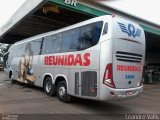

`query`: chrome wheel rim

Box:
[59,86,66,98]
[46,81,52,93]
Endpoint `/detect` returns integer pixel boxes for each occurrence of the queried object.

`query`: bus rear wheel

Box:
[57,81,71,103]
[44,77,56,96]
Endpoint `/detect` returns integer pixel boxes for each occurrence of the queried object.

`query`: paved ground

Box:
[0,71,160,120]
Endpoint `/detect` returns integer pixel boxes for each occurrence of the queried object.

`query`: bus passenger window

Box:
[79,24,92,50]
[92,22,103,45]
[62,31,72,52]
[103,23,108,35]
[32,39,42,55]
[42,35,61,54]
[78,21,103,50]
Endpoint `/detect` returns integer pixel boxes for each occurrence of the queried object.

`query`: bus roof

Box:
[11,15,142,47]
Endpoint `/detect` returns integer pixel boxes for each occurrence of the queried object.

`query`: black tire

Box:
[57,81,71,103]
[44,77,56,96]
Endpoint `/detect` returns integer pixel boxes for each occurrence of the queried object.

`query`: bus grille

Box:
[116,51,142,63]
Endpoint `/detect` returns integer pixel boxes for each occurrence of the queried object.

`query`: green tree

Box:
[0,43,11,55]
[0,43,11,65]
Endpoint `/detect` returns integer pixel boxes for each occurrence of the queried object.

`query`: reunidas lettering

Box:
[44,53,90,66]
[117,65,141,72]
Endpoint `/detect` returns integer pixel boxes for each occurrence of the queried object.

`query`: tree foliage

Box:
[0,43,11,64]
[0,43,11,55]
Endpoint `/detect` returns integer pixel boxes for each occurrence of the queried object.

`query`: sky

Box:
[0,0,159,27]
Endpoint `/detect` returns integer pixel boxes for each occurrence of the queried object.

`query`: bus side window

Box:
[3,52,9,67]
[8,49,13,65]
[13,47,17,57]
[92,22,103,45]
[79,24,92,50]
[78,21,103,50]
[71,28,80,51]
[103,23,108,35]
[56,33,62,52]
[18,44,26,57]
[32,38,42,55]
[62,30,72,52]
[42,34,61,54]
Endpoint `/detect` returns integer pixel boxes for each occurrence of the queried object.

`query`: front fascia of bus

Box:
[100,16,145,101]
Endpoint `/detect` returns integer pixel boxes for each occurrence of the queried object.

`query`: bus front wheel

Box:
[44,77,56,96]
[9,71,15,84]
[57,81,71,103]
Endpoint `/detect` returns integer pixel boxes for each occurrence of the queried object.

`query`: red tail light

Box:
[103,63,116,88]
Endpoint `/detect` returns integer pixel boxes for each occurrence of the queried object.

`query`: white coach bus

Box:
[6,15,145,102]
